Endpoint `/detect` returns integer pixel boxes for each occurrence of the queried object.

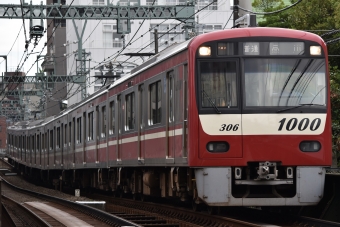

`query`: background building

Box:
[40,0,68,117]
[65,0,252,105]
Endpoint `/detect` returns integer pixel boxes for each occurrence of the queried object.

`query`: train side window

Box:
[77,117,82,143]
[42,134,44,151]
[101,106,106,138]
[27,135,30,154]
[64,124,67,146]
[37,134,40,152]
[32,135,35,152]
[45,132,48,151]
[49,130,53,150]
[88,112,94,140]
[167,71,174,122]
[57,127,60,148]
[149,80,162,125]
[126,92,135,130]
[69,122,72,146]
[109,101,115,135]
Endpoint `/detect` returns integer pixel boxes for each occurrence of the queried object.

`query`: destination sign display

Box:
[269,42,304,55]
[243,42,260,55]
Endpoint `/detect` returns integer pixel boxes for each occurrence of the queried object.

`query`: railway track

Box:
[87,193,340,227]
[0,176,141,227]
[1,159,340,227]
[87,193,274,227]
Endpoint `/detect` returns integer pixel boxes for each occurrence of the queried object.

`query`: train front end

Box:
[188,28,332,206]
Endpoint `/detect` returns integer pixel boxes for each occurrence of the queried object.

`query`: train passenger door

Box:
[182,64,188,158]
[138,84,145,163]
[166,71,175,162]
[117,95,122,162]
[83,112,86,164]
[96,106,99,163]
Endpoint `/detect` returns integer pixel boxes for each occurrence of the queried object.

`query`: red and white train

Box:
[7,27,331,208]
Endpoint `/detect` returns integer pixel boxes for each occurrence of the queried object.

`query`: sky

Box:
[0,0,47,77]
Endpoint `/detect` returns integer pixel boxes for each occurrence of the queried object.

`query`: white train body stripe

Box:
[199,115,242,135]
[200,114,327,135]
[79,129,184,149]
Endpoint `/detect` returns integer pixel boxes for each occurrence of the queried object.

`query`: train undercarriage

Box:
[10,159,326,208]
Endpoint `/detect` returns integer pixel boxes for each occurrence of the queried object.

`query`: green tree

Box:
[252,0,284,11]
[330,66,340,165]
[252,0,289,27]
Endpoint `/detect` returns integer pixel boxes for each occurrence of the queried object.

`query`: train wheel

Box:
[192,200,202,212]
[207,206,220,215]
[140,194,147,202]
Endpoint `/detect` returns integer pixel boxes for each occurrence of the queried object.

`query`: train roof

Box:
[189,27,326,49]
[8,27,326,132]
[107,39,192,90]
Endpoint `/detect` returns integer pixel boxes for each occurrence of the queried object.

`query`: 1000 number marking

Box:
[278,118,321,131]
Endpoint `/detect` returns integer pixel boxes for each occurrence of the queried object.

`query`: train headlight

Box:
[199,46,211,56]
[299,141,321,152]
[206,141,229,153]
[310,46,321,55]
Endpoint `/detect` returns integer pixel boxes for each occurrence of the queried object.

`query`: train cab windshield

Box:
[244,58,326,108]
[200,61,238,108]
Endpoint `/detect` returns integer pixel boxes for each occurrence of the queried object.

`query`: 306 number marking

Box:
[220,124,239,131]
[278,118,321,131]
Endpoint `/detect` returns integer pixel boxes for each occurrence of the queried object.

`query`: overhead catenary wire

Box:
[0,0,76,108]
[0,16,56,96]
[90,0,197,70]
[0,19,56,100]
[41,0,219,114]
[44,0,159,103]
[223,11,234,29]
[0,24,23,66]
[326,37,340,45]
[20,0,29,51]
[10,0,227,117]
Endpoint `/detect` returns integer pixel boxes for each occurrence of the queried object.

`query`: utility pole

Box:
[0,55,7,117]
[72,19,90,99]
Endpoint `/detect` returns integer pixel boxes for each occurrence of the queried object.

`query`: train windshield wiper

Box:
[276,103,325,113]
[202,89,221,114]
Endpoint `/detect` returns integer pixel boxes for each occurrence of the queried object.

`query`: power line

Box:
[0,0,76,111]
[326,37,340,45]
[20,0,29,51]
[0,24,23,66]
[0,19,55,99]
[223,11,234,29]
[14,0,212,117]
[46,0,218,111]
